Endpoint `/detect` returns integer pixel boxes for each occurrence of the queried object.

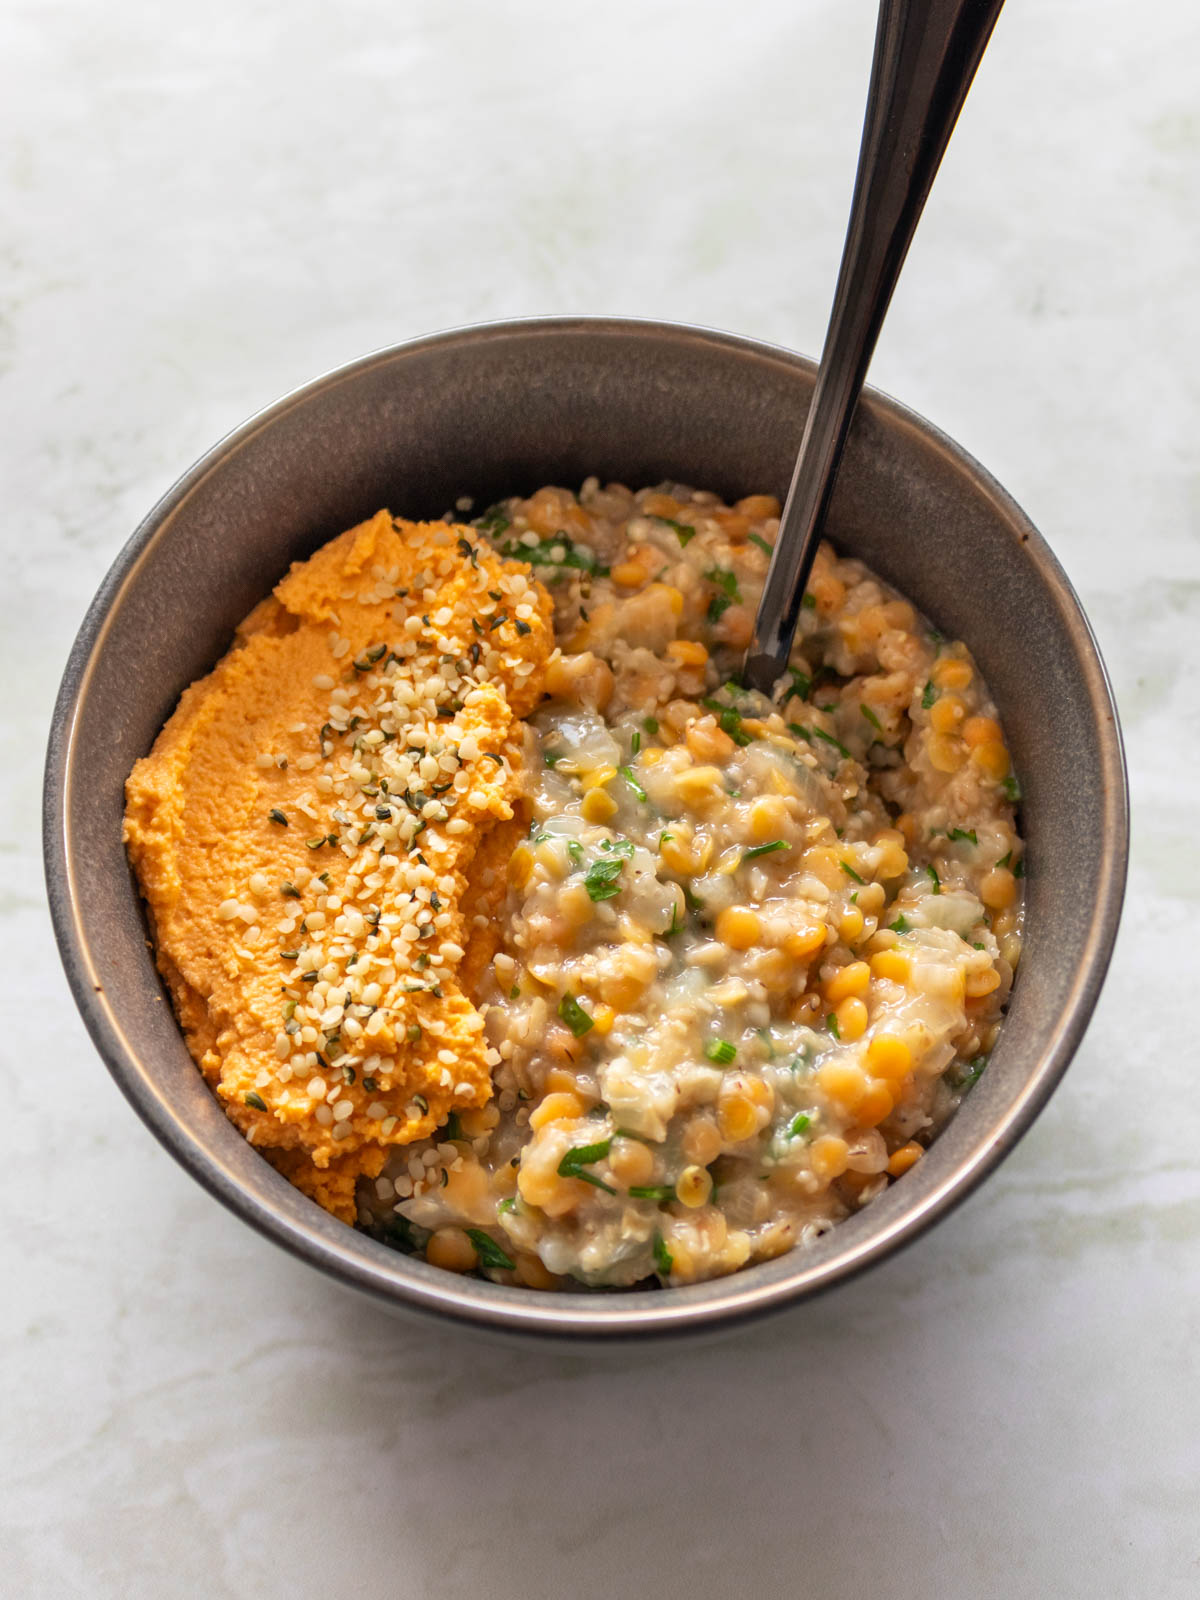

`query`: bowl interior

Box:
[46,319,1127,1339]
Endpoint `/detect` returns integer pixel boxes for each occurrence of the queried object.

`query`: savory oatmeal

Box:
[362,481,1023,1287]
[126,480,1022,1291]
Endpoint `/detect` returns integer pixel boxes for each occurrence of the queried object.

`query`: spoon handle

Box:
[743,0,1004,694]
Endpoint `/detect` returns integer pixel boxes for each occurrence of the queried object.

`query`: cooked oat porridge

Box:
[356,481,1024,1288]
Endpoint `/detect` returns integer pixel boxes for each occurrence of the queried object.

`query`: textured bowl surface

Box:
[44,318,1128,1341]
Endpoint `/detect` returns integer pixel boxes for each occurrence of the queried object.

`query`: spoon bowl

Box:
[44,317,1127,1342]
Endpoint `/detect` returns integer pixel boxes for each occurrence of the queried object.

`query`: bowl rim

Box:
[43,314,1129,1340]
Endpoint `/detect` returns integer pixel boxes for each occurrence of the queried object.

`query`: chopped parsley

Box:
[926,864,941,894]
[701,696,755,747]
[557,992,594,1037]
[474,506,512,536]
[1002,774,1022,803]
[583,856,625,901]
[557,1139,615,1193]
[889,915,911,933]
[947,827,978,845]
[704,567,741,623]
[643,716,659,734]
[466,1229,515,1271]
[955,1055,988,1092]
[785,666,812,701]
[652,514,696,546]
[827,1012,841,1039]
[498,534,607,577]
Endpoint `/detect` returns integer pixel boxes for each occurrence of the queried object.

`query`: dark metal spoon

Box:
[742,0,1005,695]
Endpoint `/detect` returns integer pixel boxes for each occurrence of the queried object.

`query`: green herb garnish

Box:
[744,840,788,861]
[557,1139,615,1193]
[814,726,851,759]
[466,1229,516,1271]
[499,534,607,576]
[643,716,659,734]
[557,993,594,1037]
[652,1230,674,1274]
[786,666,812,701]
[652,514,696,546]
[1002,774,1022,803]
[620,766,647,801]
[922,681,936,710]
[861,704,884,733]
[926,864,941,894]
[629,1184,676,1201]
[704,1039,737,1065]
[948,827,978,845]
[704,567,741,622]
[827,1013,841,1039]
[840,860,865,884]
[747,531,773,557]
[889,915,911,933]
[583,856,625,901]
[701,696,754,747]
[786,1112,812,1138]
[956,1055,988,1091]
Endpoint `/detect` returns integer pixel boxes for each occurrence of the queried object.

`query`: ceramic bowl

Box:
[44,318,1128,1341]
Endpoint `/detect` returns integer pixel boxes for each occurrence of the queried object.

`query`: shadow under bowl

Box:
[44,317,1128,1343]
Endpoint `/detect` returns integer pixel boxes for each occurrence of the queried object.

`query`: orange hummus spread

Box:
[124,512,553,1220]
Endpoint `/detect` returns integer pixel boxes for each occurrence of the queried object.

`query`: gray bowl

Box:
[44,318,1128,1342]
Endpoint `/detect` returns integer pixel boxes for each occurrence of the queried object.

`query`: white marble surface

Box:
[5,1,1198,1594]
